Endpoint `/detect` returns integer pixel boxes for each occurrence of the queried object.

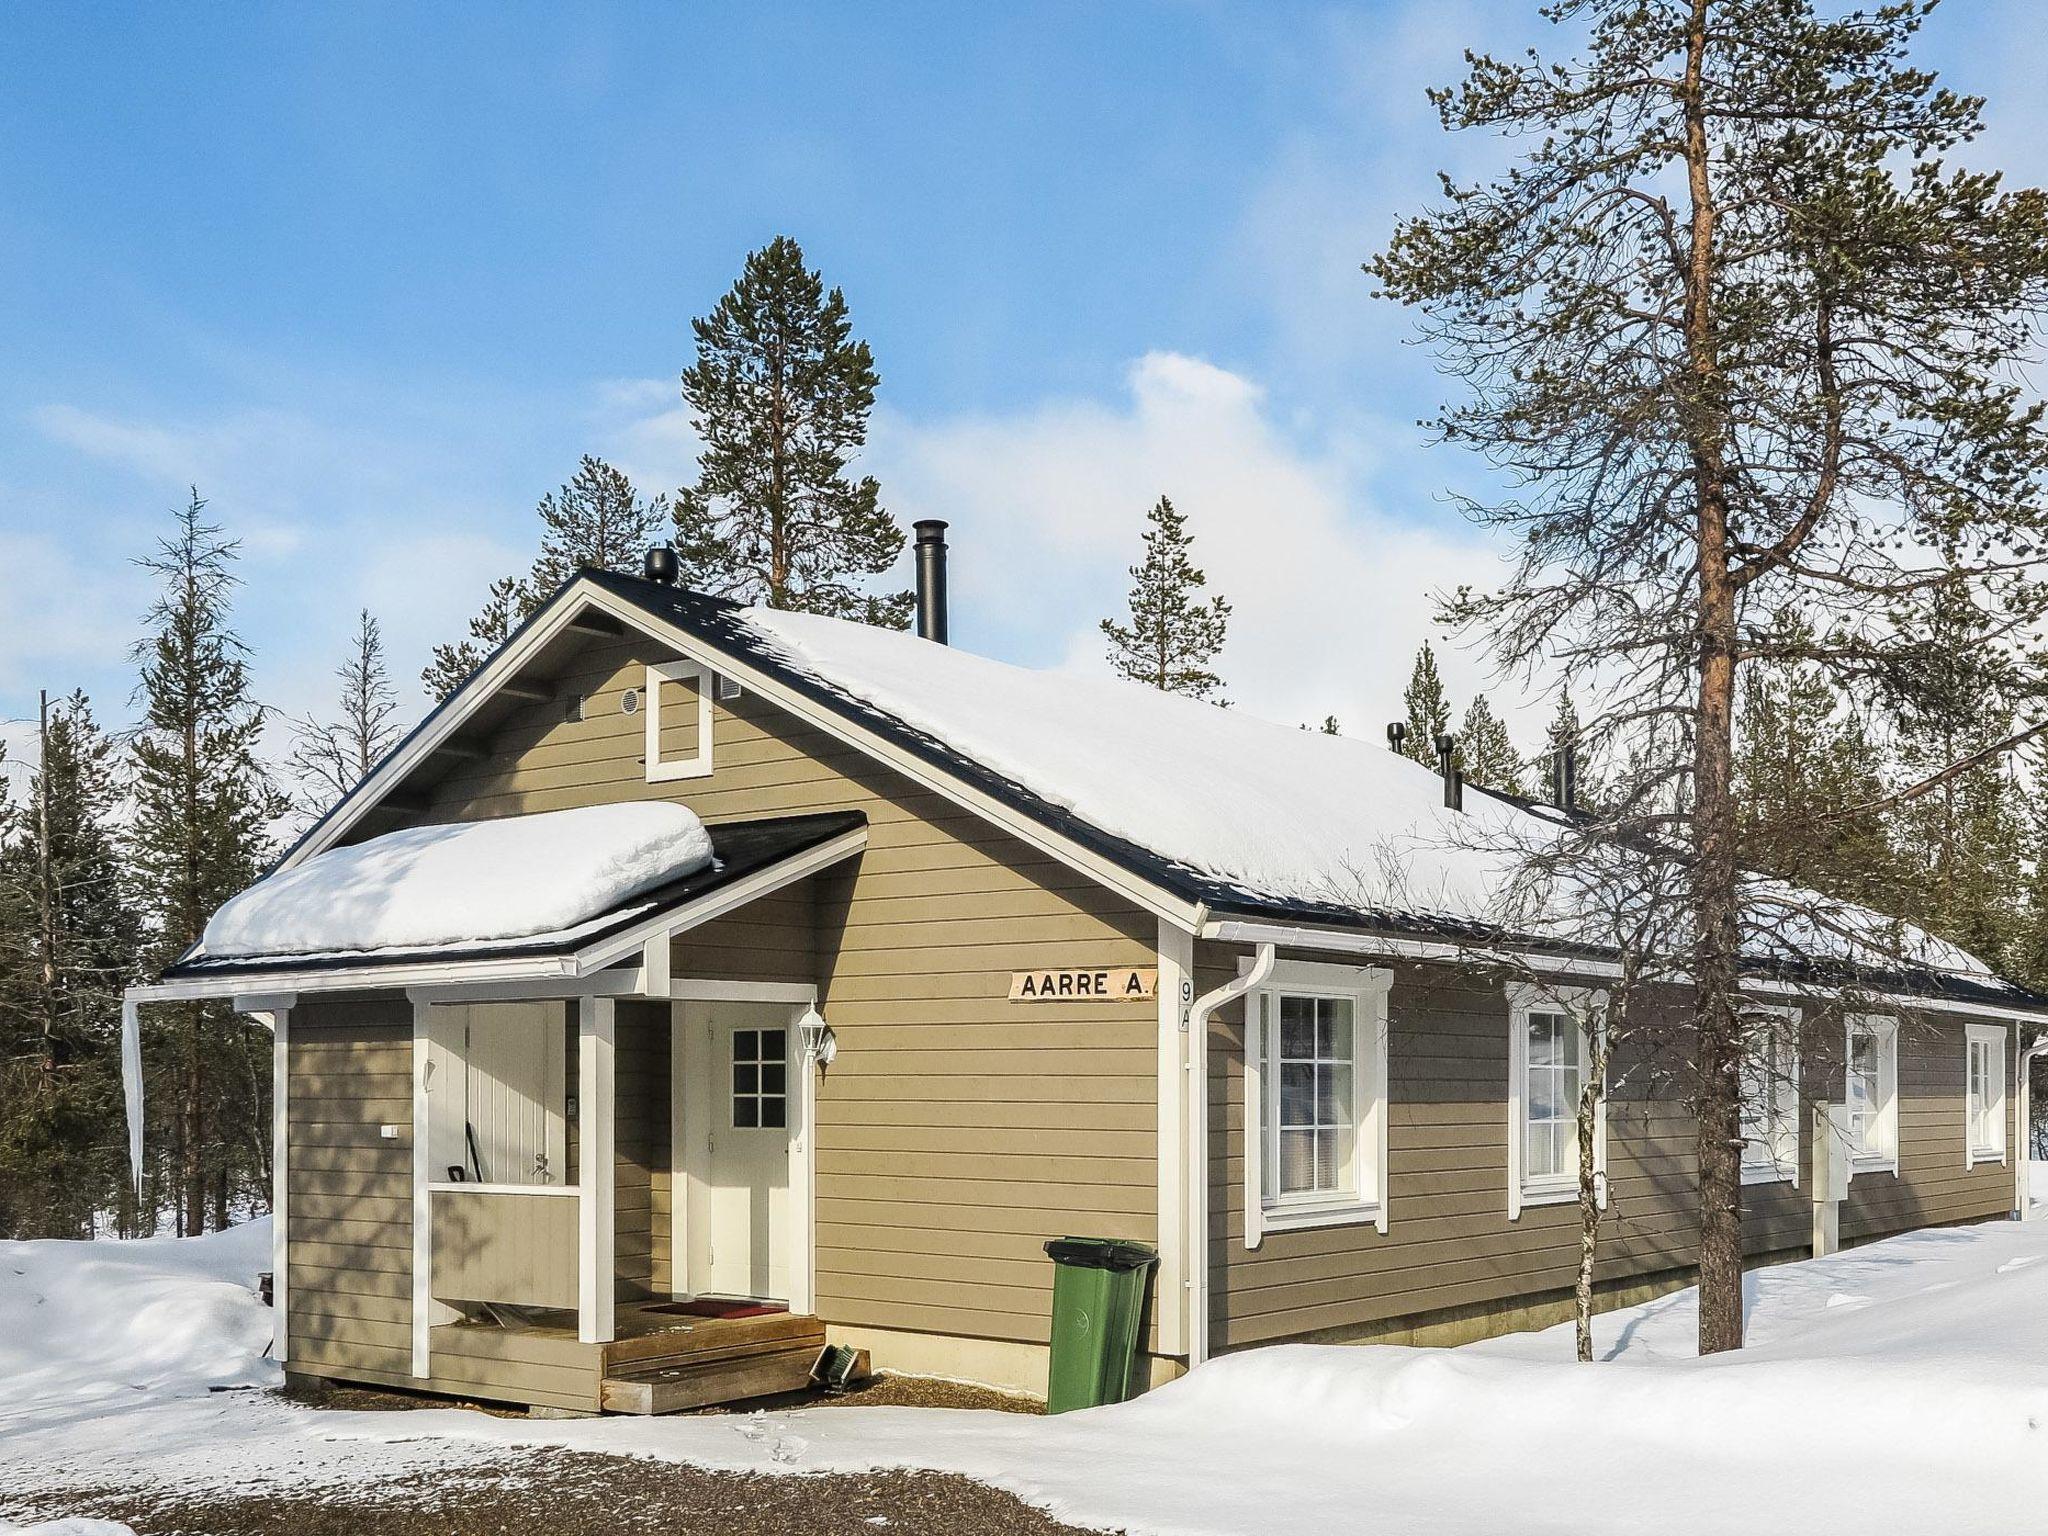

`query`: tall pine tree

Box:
[130,493,286,1234]
[292,609,404,819]
[1458,694,1525,794]
[0,691,138,1238]
[1100,495,1231,701]
[674,236,911,626]
[425,456,667,699]
[1401,644,1452,766]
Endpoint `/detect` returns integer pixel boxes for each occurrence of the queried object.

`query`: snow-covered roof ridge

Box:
[199,802,716,961]
[726,602,2004,993]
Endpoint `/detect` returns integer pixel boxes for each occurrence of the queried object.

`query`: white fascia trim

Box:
[1204,919,2048,1026]
[572,826,868,974]
[282,578,1201,932]
[1240,957,1393,1249]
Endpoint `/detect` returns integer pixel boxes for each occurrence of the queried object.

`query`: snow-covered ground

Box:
[10,1215,2048,1534]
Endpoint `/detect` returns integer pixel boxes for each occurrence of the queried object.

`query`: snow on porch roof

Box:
[161,807,867,980]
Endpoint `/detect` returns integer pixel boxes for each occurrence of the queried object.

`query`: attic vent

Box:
[715,674,742,702]
[564,694,587,723]
[620,688,641,716]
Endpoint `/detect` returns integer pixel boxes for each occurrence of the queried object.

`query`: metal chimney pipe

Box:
[1386,722,1407,754]
[913,519,949,643]
[1436,732,1462,811]
[643,545,679,585]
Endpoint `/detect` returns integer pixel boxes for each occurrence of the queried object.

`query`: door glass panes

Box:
[1524,1010,1581,1181]
[1273,995,1356,1198]
[731,1027,788,1130]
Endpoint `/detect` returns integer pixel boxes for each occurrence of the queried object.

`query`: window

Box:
[731,1027,787,1130]
[1739,1007,1801,1185]
[1508,982,1606,1218]
[1242,960,1391,1245]
[1844,1015,1899,1173]
[1966,1023,2008,1168]
[644,660,714,782]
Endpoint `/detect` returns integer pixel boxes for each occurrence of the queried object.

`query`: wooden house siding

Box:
[394,633,1161,1349]
[1199,943,2017,1351]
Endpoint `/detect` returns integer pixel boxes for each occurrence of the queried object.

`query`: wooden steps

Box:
[598,1309,830,1415]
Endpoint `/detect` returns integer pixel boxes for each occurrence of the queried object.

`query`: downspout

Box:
[1185,941,1274,1369]
[2019,1035,2048,1220]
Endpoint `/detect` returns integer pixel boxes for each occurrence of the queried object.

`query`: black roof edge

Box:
[160,809,865,982]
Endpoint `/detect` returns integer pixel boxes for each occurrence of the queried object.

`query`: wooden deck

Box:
[431,1300,831,1415]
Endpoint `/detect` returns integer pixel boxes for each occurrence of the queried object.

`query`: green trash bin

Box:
[1043,1236,1158,1413]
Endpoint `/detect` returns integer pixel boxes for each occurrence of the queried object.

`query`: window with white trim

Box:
[1966,1023,2007,1168]
[1508,982,1606,1218]
[1739,1007,1800,1185]
[644,660,714,782]
[1844,1015,1899,1173]
[1241,959,1391,1245]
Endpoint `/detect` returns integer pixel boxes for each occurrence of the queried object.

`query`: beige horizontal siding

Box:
[381,633,1158,1351]
[1204,944,2017,1350]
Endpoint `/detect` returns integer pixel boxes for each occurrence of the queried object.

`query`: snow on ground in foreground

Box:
[10,1218,2048,1534]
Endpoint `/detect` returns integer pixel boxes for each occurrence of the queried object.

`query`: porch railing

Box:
[428,1184,579,1310]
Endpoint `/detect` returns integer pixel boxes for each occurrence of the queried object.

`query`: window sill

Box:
[1258,1197,1383,1235]
[1517,1180,1586,1210]
[1849,1156,1898,1179]
[1741,1163,1797,1187]
[1967,1148,2007,1169]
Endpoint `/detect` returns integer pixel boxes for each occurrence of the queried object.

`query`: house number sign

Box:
[1008,967,1159,1002]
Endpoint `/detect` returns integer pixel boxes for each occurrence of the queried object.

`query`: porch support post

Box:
[578,995,616,1345]
[411,996,434,1377]
[270,1007,291,1364]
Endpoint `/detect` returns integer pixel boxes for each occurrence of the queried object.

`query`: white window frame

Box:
[1241,958,1391,1247]
[644,660,715,782]
[1966,1022,2008,1169]
[1507,980,1607,1220]
[1739,1004,1802,1187]
[1844,1013,1900,1177]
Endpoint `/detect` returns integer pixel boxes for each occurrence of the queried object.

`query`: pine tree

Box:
[0,692,138,1239]
[1321,716,1341,736]
[424,457,668,700]
[129,492,287,1234]
[1401,644,1452,766]
[1100,496,1232,701]
[1458,694,1525,794]
[292,609,405,819]
[674,236,912,627]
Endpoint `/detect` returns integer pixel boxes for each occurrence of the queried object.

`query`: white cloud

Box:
[863,350,1549,747]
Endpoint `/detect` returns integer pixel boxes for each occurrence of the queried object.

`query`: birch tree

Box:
[1373,0,2048,1353]
[291,609,404,819]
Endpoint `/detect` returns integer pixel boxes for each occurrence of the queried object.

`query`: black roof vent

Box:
[644,545,679,585]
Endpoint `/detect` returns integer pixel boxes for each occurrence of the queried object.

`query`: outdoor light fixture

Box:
[799,1008,837,1067]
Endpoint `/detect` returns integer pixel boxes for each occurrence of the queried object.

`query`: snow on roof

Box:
[199,802,715,961]
[736,605,2002,988]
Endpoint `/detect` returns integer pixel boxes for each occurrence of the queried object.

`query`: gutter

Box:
[2021,1035,2048,1220]
[1184,941,1273,1369]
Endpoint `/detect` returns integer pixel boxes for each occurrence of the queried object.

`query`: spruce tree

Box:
[292,609,404,819]
[425,456,668,699]
[1401,644,1452,766]
[0,691,138,1238]
[1100,495,1232,701]
[674,236,912,626]
[1458,694,1525,795]
[130,492,287,1234]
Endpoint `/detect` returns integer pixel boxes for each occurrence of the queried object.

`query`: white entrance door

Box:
[677,1002,795,1301]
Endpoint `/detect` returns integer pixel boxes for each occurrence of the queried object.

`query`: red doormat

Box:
[654,1298,788,1320]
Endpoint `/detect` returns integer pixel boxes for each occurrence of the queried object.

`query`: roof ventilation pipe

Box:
[643,545,679,585]
[1551,743,1578,814]
[913,519,949,644]
[1386,722,1406,754]
[1436,732,1463,811]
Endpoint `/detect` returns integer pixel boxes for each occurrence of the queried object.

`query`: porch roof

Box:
[133,809,865,999]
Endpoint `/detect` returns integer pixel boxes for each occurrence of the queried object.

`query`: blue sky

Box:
[4,0,2043,777]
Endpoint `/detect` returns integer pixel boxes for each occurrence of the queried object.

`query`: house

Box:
[122,521,2047,1413]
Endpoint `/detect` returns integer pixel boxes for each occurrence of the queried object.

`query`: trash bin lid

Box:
[1044,1236,1159,1271]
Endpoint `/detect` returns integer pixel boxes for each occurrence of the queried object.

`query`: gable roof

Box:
[279,566,2035,1011]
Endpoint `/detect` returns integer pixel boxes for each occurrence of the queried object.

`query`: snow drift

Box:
[199,802,715,959]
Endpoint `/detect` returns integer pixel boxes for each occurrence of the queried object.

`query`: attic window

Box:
[644,660,714,782]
